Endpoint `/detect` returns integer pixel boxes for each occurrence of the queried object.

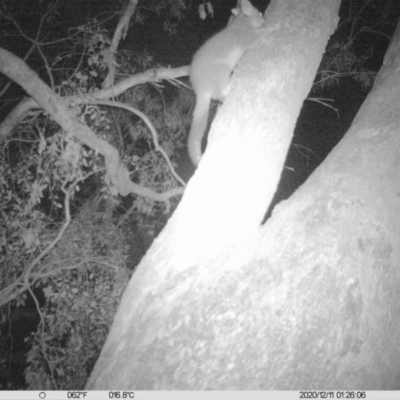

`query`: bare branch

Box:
[0,65,189,141]
[23,177,75,289]
[93,65,190,100]
[96,99,186,187]
[0,48,185,202]
[0,4,48,97]
[3,3,55,88]
[103,0,139,88]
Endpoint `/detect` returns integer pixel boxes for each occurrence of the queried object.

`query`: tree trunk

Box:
[83,0,346,390]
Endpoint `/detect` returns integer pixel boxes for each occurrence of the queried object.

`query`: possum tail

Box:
[188,91,211,166]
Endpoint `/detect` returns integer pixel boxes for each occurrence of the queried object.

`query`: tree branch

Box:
[0,65,189,140]
[0,48,185,202]
[102,0,139,89]
[95,99,186,187]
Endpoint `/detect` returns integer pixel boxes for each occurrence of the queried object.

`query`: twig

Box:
[23,177,78,289]
[95,99,186,187]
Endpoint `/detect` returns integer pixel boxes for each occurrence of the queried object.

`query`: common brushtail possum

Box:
[188,0,265,166]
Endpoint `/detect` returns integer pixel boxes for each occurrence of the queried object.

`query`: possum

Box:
[188,0,265,166]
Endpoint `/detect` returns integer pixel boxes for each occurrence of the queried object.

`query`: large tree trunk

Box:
[86,0,347,390]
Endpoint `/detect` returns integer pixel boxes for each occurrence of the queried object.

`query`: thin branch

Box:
[96,99,186,187]
[23,177,76,289]
[0,65,189,141]
[0,49,185,202]
[3,4,55,88]
[306,96,339,115]
[0,178,74,308]
[0,5,46,98]
[29,257,123,280]
[103,0,139,89]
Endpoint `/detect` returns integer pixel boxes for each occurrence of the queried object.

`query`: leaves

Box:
[0,0,187,390]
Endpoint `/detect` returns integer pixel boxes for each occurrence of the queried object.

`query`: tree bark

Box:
[85,0,354,390]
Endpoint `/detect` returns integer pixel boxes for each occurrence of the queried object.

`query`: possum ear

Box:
[228,7,239,25]
[229,0,242,20]
[240,0,253,16]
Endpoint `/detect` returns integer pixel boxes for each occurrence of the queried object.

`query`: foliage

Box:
[23,198,131,390]
[310,0,399,91]
[0,1,190,389]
